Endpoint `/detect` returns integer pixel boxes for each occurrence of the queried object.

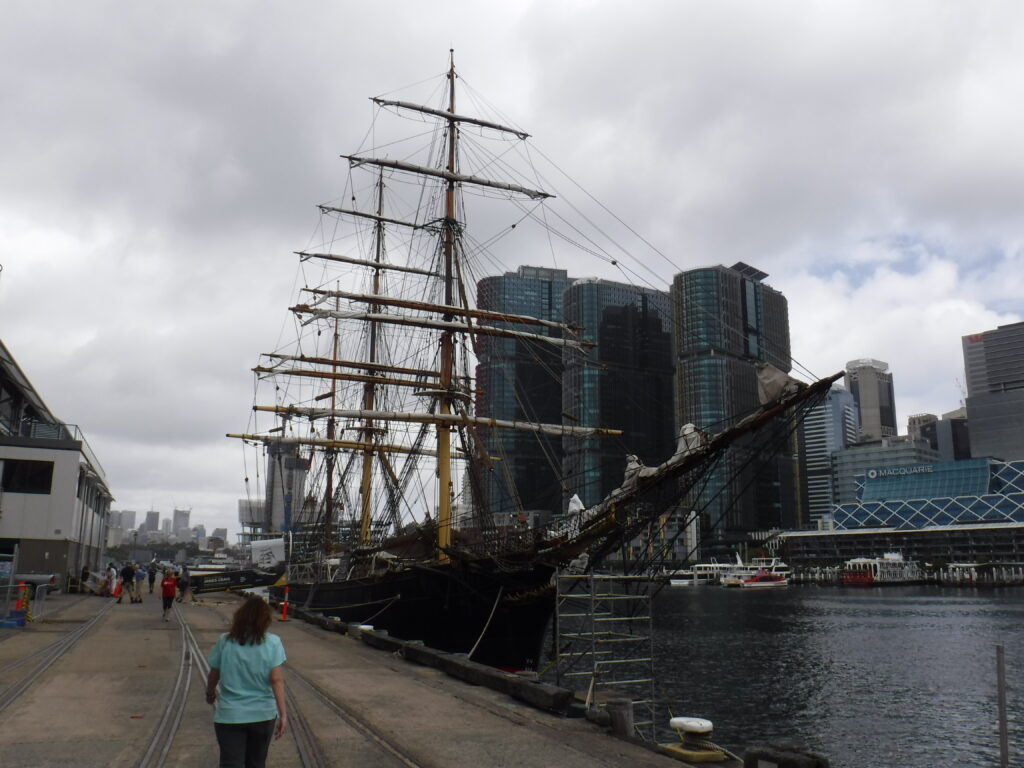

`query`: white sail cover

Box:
[756,362,806,404]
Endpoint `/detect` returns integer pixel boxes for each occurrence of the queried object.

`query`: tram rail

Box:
[138,603,196,768]
[284,665,426,768]
[144,604,334,768]
[0,599,115,714]
[285,679,331,768]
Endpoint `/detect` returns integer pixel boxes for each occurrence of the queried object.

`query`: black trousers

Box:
[214,719,276,768]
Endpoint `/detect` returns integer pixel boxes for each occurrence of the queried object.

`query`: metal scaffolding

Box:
[553,572,656,741]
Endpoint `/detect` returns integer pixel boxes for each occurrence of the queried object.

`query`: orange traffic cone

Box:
[278,586,289,622]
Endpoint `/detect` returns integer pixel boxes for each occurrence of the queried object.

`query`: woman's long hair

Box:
[227,597,273,645]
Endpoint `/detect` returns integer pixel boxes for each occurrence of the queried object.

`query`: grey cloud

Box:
[4,1,1024,537]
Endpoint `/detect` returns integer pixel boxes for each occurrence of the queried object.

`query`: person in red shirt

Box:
[160,569,178,622]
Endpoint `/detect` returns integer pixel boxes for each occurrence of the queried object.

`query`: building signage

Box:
[866,465,935,479]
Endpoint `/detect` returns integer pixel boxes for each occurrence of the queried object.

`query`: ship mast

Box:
[436,51,458,562]
[358,173,386,545]
[323,293,338,556]
[231,53,555,563]
[319,290,339,557]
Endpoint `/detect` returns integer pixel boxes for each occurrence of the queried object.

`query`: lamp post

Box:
[133,531,138,562]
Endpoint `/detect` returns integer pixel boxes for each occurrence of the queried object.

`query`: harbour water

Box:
[652,584,1023,767]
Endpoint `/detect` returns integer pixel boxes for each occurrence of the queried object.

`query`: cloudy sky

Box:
[2,2,1021,539]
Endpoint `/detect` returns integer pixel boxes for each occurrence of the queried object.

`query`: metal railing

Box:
[32,584,55,618]
[16,419,106,478]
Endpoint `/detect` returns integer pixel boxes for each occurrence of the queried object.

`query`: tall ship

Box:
[230,54,842,670]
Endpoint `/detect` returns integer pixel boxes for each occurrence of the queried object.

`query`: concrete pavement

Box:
[0,590,692,767]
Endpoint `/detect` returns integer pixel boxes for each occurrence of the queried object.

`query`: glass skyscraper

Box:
[561,278,675,507]
[963,321,1024,461]
[672,262,795,544]
[475,266,573,521]
[800,384,858,525]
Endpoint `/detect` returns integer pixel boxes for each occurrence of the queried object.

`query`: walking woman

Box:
[205,597,287,768]
[160,569,177,622]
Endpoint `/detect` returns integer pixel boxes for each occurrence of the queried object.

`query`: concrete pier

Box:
[0,590,692,767]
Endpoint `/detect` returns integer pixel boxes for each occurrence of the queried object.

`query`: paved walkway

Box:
[0,590,691,767]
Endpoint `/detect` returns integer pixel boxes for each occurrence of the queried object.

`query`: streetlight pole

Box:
[133,531,138,562]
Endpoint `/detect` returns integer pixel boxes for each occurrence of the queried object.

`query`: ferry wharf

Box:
[0,590,724,768]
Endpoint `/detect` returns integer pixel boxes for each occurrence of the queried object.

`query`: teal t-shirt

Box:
[207,632,286,724]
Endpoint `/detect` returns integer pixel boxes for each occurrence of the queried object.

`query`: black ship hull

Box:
[270,561,556,670]
[190,569,279,594]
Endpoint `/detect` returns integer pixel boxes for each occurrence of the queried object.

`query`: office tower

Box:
[192,524,206,539]
[145,510,159,533]
[238,499,264,528]
[562,278,675,506]
[831,436,940,505]
[172,508,190,535]
[672,262,795,541]
[910,409,971,462]
[907,414,938,442]
[476,266,573,521]
[265,442,310,531]
[800,385,858,524]
[844,359,897,441]
[212,527,228,541]
[161,518,171,535]
[120,510,136,531]
[963,321,1024,460]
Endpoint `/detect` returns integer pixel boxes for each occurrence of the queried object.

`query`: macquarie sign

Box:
[866,465,935,480]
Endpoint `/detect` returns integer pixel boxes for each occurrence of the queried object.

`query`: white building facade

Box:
[1,340,112,587]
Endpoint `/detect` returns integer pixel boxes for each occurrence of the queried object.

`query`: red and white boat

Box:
[721,556,790,587]
[841,552,922,586]
[739,570,789,588]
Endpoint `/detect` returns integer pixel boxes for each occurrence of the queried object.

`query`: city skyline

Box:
[1,4,1021,539]
[107,507,226,542]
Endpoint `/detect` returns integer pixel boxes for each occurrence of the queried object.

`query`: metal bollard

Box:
[997,644,1008,768]
[605,698,634,739]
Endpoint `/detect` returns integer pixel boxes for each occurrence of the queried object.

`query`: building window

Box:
[1,458,55,494]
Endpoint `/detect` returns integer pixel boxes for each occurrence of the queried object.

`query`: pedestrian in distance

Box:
[105,563,117,597]
[133,563,147,603]
[206,597,287,768]
[147,561,158,593]
[80,563,90,594]
[160,569,177,622]
[117,562,136,604]
[177,564,196,603]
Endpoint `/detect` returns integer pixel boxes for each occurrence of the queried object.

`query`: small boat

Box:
[739,570,789,588]
[721,555,790,587]
[667,569,718,587]
[841,552,923,586]
[720,572,744,588]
